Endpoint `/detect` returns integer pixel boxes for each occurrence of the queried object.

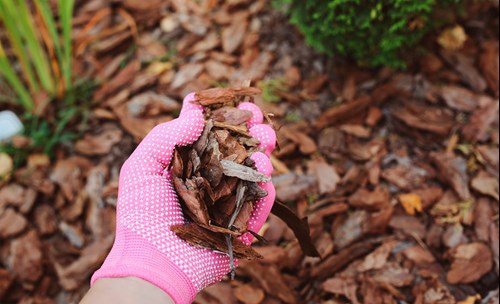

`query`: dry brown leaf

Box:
[308,159,340,195]
[462,99,499,142]
[398,193,423,216]
[438,25,467,50]
[4,230,42,283]
[403,245,436,266]
[341,75,357,101]
[439,85,483,112]
[0,153,13,187]
[205,60,233,80]
[340,124,371,138]
[442,223,466,249]
[322,278,360,304]
[212,107,253,125]
[231,51,273,83]
[34,205,57,236]
[0,183,25,208]
[234,284,265,304]
[475,198,494,242]
[381,164,428,191]
[93,61,139,101]
[195,87,261,106]
[372,263,415,288]
[238,260,298,303]
[317,96,373,128]
[447,242,493,284]
[303,74,329,95]
[222,16,248,54]
[365,107,384,127]
[55,236,114,290]
[430,152,471,200]
[127,92,181,116]
[471,171,499,201]
[357,240,397,272]
[171,63,204,89]
[458,295,481,304]
[0,208,27,238]
[50,157,93,201]
[479,40,499,96]
[441,50,488,92]
[75,124,123,156]
[389,215,426,239]
[189,31,220,55]
[282,127,317,155]
[392,105,454,136]
[334,210,368,249]
[0,268,13,299]
[194,283,237,304]
[178,14,209,35]
[413,186,444,209]
[349,186,389,210]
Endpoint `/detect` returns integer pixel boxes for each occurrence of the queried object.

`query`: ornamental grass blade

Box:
[0,43,33,111]
[59,0,75,89]
[0,1,38,93]
[34,0,65,90]
[16,0,55,94]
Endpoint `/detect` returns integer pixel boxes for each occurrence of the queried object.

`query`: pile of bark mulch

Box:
[0,0,499,303]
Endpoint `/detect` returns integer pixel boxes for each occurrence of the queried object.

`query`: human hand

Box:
[91,93,276,304]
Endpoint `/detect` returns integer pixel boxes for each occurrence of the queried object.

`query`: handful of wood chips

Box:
[170,87,319,276]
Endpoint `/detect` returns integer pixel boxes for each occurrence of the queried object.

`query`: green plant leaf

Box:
[0,1,39,93]
[34,0,65,85]
[59,0,75,89]
[16,0,55,93]
[0,43,33,111]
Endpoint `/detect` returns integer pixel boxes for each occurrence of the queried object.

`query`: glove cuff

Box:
[91,224,196,304]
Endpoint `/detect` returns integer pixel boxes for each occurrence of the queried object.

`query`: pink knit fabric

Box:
[91,93,276,303]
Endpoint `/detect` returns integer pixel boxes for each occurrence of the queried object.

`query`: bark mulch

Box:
[0,1,498,303]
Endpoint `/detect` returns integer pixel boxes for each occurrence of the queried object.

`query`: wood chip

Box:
[220,160,271,183]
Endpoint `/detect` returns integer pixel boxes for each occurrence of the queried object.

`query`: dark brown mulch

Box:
[0,0,498,303]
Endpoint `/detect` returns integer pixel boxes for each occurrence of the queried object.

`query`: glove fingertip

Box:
[180,92,203,115]
[238,102,263,128]
[250,152,273,176]
[249,124,276,155]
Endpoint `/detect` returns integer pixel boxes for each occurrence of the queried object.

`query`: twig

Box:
[228,182,247,228]
[213,121,252,137]
[226,234,235,280]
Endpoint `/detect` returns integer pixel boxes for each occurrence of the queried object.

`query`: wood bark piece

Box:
[0,208,27,238]
[221,160,270,183]
[171,223,262,259]
[271,201,320,257]
[4,230,43,284]
[447,242,493,284]
[194,87,261,106]
[171,87,317,266]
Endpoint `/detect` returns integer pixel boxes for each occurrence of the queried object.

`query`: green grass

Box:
[0,0,75,112]
[0,79,97,166]
[0,0,90,166]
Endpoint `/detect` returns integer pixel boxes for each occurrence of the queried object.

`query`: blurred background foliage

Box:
[274,0,461,68]
[0,0,96,164]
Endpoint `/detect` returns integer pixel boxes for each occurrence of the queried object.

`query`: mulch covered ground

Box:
[0,0,499,303]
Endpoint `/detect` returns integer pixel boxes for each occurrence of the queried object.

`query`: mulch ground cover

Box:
[0,1,498,303]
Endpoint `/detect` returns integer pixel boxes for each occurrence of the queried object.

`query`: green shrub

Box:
[275,0,459,68]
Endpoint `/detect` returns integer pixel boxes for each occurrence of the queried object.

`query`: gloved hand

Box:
[91,93,276,304]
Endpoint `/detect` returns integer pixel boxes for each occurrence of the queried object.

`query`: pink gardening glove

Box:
[91,93,276,304]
